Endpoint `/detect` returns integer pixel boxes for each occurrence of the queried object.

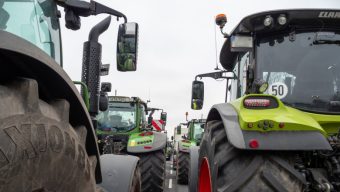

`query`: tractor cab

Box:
[193,10,340,115]
[187,119,206,145]
[223,10,340,114]
[97,96,147,135]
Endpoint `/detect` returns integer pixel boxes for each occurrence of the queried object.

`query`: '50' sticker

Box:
[269,82,288,99]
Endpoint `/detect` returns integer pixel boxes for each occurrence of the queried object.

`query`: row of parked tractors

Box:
[1,0,340,191]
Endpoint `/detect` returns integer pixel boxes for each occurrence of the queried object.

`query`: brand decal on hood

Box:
[319,12,340,19]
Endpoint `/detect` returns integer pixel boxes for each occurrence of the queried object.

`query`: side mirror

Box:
[101,82,112,92]
[148,116,153,125]
[161,112,167,122]
[176,125,181,135]
[99,92,108,111]
[171,136,174,140]
[117,22,139,72]
[191,80,204,110]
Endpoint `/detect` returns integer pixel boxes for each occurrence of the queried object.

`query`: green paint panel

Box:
[230,94,340,137]
[179,140,196,148]
[128,132,154,147]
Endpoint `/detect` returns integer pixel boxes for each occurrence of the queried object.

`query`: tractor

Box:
[191,9,340,192]
[96,96,167,192]
[172,122,188,170]
[176,119,205,185]
[0,0,141,191]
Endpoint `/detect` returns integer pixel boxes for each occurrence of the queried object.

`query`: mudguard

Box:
[97,154,139,192]
[207,103,332,150]
[127,132,167,153]
[188,146,199,192]
[0,31,101,181]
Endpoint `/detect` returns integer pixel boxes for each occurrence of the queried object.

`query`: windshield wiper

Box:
[313,40,340,45]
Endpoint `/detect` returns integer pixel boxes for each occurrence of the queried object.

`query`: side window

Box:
[239,52,250,96]
[229,52,250,100]
[140,105,146,125]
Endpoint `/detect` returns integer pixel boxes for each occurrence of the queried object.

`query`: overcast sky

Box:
[60,0,340,136]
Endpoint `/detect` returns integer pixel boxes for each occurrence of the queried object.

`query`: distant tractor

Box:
[172,123,188,170]
[96,96,167,192]
[177,119,205,184]
[191,9,340,192]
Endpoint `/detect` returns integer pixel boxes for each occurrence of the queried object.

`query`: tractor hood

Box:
[127,131,167,153]
[230,94,340,136]
[207,94,334,150]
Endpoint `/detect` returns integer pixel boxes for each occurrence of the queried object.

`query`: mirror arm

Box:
[93,1,127,23]
[195,71,237,81]
[58,0,127,30]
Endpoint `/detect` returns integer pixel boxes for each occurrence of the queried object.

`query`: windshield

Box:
[97,102,136,133]
[0,0,62,64]
[256,31,340,114]
[193,123,204,140]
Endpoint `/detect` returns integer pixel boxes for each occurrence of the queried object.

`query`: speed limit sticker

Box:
[268,82,288,99]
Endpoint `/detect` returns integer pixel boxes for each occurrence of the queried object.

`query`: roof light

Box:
[263,15,273,27]
[244,99,271,107]
[249,139,259,149]
[277,14,287,25]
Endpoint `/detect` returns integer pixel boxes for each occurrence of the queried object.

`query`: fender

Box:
[128,132,167,153]
[188,146,199,192]
[0,31,101,181]
[97,154,139,192]
[207,103,332,150]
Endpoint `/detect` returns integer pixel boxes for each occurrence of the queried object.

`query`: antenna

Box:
[147,89,151,103]
[214,20,220,71]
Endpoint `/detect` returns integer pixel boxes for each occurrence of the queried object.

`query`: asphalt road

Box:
[164,160,188,192]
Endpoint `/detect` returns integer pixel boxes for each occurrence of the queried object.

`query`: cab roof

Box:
[108,96,147,105]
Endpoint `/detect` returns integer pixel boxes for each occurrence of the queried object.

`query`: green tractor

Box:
[0,0,142,191]
[176,119,205,184]
[96,96,167,192]
[191,10,340,192]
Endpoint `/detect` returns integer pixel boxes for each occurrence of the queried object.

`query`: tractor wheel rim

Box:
[199,157,212,192]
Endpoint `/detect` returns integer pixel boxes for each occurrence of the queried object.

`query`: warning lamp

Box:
[244,99,271,107]
[279,122,285,128]
[139,131,153,136]
[215,14,227,28]
[249,139,259,149]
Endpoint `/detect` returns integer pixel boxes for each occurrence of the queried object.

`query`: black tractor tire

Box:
[177,151,190,184]
[0,78,97,192]
[130,166,141,192]
[138,150,165,192]
[199,120,306,192]
[188,146,199,192]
